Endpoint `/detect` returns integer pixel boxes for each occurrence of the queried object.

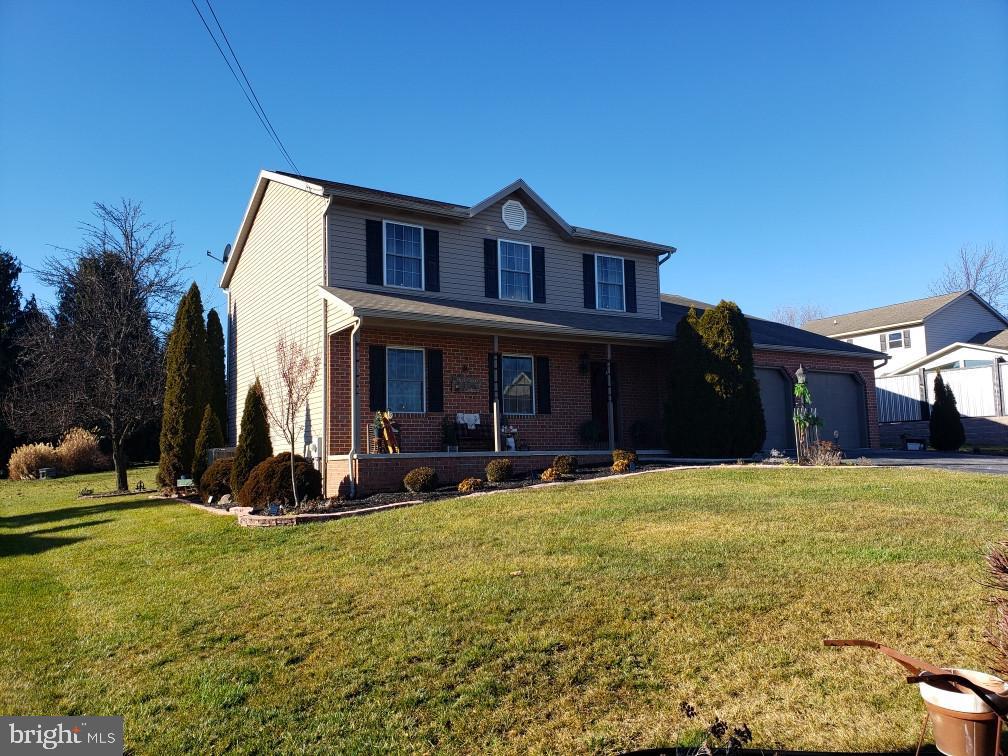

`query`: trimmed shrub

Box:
[930,372,966,451]
[551,455,578,475]
[192,405,223,489]
[205,308,227,429]
[158,283,209,486]
[485,457,513,483]
[457,477,483,494]
[613,449,638,467]
[237,453,321,509]
[8,442,59,480]
[200,457,233,502]
[403,466,438,493]
[56,427,107,473]
[540,467,560,482]
[231,379,273,495]
[611,458,632,474]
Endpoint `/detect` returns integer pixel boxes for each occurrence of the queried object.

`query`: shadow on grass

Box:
[0,498,175,530]
[0,516,125,557]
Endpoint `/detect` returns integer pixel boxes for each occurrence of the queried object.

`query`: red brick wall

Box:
[753,348,880,448]
[612,344,669,448]
[328,328,352,455]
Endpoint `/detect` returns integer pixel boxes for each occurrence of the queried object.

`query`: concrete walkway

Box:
[858,449,1008,475]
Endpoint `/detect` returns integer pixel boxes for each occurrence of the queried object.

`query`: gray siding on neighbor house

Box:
[924,294,1006,354]
[227,181,329,451]
[326,194,662,319]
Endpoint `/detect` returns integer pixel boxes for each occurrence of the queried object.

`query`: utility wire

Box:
[189,0,300,174]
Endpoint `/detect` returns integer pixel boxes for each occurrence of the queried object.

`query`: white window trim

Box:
[594,253,626,312]
[497,239,533,303]
[386,346,426,414]
[382,219,425,291]
[501,353,535,417]
[887,331,904,349]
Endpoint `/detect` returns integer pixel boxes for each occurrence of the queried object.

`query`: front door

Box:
[590,361,617,446]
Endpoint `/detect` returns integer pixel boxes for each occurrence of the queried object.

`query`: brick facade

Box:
[753,348,880,449]
[322,328,879,496]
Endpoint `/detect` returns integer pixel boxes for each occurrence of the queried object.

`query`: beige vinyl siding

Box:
[227,181,329,452]
[326,194,661,319]
[923,294,1007,354]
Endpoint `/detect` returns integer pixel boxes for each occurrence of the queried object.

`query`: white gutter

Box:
[347,316,362,497]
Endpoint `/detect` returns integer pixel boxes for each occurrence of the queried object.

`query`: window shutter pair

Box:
[368,344,443,412]
[364,219,440,292]
[484,239,545,302]
[582,255,636,312]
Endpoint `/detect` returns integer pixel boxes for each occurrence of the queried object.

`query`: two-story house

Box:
[804,291,1008,377]
[222,170,883,496]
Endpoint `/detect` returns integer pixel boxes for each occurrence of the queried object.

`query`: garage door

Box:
[756,368,792,451]
[805,371,867,450]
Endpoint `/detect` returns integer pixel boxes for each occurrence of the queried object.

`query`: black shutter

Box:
[483,239,498,298]
[532,246,546,303]
[903,329,911,348]
[426,349,443,412]
[369,345,386,411]
[534,356,551,414]
[624,259,637,313]
[582,254,596,309]
[424,229,440,292]
[487,352,501,412]
[365,219,383,285]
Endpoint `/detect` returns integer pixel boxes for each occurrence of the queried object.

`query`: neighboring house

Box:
[804,290,1008,377]
[222,170,883,496]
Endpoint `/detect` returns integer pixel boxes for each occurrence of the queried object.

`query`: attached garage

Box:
[804,371,868,450]
[756,367,793,451]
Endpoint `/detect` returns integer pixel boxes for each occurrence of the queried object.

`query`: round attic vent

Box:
[502,199,527,231]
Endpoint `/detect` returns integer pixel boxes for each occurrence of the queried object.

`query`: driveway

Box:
[857,449,1008,475]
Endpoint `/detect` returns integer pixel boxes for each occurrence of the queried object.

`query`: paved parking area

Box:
[858,449,1008,475]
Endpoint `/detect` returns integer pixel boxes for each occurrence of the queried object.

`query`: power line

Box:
[189,0,300,174]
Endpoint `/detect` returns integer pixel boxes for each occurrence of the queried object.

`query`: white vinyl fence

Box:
[877,365,1002,422]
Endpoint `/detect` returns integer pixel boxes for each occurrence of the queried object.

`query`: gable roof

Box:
[802,290,1008,337]
[221,170,677,288]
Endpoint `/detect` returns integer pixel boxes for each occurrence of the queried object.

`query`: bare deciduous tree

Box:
[263,332,320,504]
[769,303,826,328]
[5,200,183,490]
[931,243,1008,313]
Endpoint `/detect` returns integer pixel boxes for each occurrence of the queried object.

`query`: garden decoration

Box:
[792,365,822,464]
[380,411,400,454]
[825,638,1008,756]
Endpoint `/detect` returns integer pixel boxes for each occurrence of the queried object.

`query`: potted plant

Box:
[441,415,459,452]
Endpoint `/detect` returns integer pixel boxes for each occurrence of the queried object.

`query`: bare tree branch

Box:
[769,303,826,328]
[931,243,1008,313]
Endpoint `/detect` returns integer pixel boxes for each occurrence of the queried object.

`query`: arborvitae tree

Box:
[694,300,766,457]
[192,404,223,489]
[230,379,273,496]
[930,372,966,451]
[157,283,209,485]
[205,308,227,431]
[662,301,765,457]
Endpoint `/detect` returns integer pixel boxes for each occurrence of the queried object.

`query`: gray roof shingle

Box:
[970,329,1008,349]
[803,291,966,336]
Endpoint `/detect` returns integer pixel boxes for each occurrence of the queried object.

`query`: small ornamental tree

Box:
[206,308,227,431]
[930,372,965,451]
[663,308,712,455]
[192,404,223,488]
[231,379,273,496]
[157,283,209,485]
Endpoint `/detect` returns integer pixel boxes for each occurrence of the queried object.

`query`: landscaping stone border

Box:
[185,498,423,527]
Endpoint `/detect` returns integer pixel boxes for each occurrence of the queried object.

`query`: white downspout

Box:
[347,316,362,496]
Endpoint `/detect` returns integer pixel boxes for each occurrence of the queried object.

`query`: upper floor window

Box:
[387,347,425,413]
[498,240,532,301]
[501,355,534,415]
[883,329,911,351]
[595,254,625,311]
[384,221,423,289]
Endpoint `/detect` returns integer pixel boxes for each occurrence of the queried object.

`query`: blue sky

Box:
[1,1,1006,320]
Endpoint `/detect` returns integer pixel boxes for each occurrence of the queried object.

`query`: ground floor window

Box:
[387,347,424,412]
[502,355,534,415]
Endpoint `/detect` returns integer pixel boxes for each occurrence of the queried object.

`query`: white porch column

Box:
[606,343,615,451]
[492,335,502,452]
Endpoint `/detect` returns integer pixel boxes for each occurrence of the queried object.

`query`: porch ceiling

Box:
[319,286,676,343]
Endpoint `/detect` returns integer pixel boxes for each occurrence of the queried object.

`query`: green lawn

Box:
[1,466,1006,754]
